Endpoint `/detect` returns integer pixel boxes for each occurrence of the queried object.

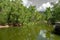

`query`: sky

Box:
[22,0,58,12]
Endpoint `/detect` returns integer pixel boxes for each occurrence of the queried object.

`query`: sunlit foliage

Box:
[0,0,43,26]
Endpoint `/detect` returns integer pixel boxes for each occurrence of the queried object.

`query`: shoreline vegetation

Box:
[0,0,60,40]
[0,0,59,28]
[0,0,44,28]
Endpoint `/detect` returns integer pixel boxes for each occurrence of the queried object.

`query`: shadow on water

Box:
[52,30,60,36]
[51,23,60,36]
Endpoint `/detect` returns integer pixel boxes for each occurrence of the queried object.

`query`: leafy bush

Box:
[44,1,60,25]
[0,0,43,26]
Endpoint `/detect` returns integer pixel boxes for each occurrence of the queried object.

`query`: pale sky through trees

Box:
[22,0,58,11]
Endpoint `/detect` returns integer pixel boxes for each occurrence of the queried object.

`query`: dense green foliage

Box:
[0,0,43,26]
[44,1,60,25]
[52,2,60,21]
[0,0,60,26]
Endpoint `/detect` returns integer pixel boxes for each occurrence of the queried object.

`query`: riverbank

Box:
[0,25,9,28]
